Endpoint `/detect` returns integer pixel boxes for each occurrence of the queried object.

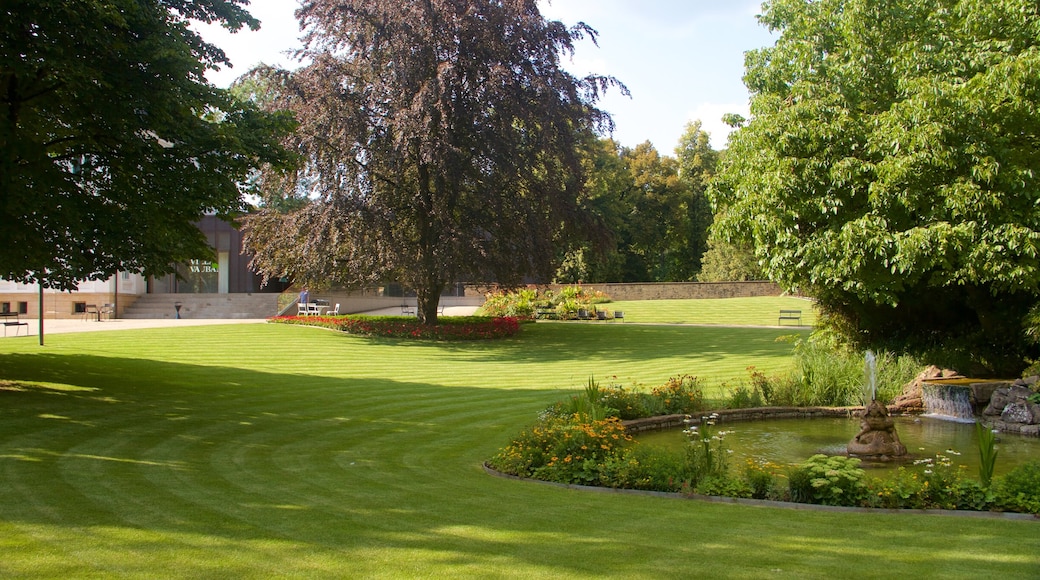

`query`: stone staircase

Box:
[121,293,279,319]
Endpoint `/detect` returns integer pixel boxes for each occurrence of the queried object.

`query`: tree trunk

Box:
[415,282,443,326]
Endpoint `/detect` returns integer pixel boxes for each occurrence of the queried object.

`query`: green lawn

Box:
[608,296,817,327]
[0,310,1036,578]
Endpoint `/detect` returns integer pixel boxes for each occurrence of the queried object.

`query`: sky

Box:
[197,1,776,152]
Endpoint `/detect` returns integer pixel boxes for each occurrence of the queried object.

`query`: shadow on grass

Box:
[375,322,810,366]
[0,336,1036,576]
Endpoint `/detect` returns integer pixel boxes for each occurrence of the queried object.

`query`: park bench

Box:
[1,312,28,336]
[778,309,802,325]
[400,304,443,316]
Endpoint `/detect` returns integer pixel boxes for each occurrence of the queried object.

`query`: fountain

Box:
[635,356,1040,474]
[846,351,908,460]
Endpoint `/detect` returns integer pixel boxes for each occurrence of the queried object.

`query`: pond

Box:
[635,416,1040,476]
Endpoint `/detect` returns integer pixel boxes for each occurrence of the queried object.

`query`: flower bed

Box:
[269,315,521,340]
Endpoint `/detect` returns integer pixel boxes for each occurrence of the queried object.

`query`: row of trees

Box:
[556,125,716,284]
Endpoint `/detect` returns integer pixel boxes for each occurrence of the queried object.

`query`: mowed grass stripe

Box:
[1,315,1038,577]
[610,295,816,327]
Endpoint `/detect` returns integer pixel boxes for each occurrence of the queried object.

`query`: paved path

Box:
[2,306,482,338]
[3,318,267,337]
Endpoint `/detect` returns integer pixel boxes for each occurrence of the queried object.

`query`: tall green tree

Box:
[554,137,630,283]
[563,133,716,283]
[672,120,718,279]
[712,0,1040,373]
[242,0,621,324]
[622,141,686,281]
[0,0,293,290]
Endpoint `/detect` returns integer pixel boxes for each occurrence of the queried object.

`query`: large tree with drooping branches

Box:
[242,0,622,324]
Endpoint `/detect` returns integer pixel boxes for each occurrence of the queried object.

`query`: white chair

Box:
[328,303,340,315]
[297,302,309,316]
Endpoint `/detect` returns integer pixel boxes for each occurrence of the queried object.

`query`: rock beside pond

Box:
[892,365,961,413]
[983,382,1040,436]
[985,385,1040,419]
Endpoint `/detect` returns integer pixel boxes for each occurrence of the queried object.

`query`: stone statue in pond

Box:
[847,399,907,459]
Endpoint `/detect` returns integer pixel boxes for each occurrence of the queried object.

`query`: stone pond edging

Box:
[621,406,860,434]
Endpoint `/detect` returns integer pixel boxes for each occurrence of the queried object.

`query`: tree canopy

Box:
[242,0,622,324]
[556,126,716,284]
[0,0,294,290]
[712,0,1040,373]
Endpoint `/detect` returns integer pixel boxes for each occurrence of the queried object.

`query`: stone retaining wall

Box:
[542,281,784,301]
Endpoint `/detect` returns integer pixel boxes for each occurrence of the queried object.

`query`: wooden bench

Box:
[535,307,556,319]
[1,312,28,336]
[778,309,802,325]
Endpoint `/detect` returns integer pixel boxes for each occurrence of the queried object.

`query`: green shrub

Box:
[994,461,1040,514]
[477,286,612,319]
[478,288,538,318]
[742,459,786,500]
[599,383,653,420]
[487,414,631,485]
[867,458,993,511]
[726,384,764,409]
[599,445,696,492]
[594,376,705,420]
[651,375,706,415]
[788,454,868,506]
[695,475,753,498]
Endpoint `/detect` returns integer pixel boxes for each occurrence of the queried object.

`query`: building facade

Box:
[0,215,287,319]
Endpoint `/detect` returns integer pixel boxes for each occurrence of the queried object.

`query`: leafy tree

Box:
[242,0,621,324]
[0,0,294,290]
[622,142,687,281]
[712,0,1040,373]
[672,120,718,279]
[555,137,631,284]
[560,136,714,283]
[697,238,763,282]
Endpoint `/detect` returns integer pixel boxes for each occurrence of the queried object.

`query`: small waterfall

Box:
[921,382,975,422]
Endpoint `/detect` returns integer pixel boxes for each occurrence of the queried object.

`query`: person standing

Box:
[299,287,310,306]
